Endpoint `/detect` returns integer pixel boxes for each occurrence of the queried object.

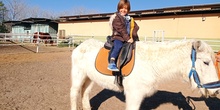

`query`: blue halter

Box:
[189,47,220,89]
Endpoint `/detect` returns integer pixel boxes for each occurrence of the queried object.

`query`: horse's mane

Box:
[77,39,214,59]
[136,40,190,51]
[77,39,214,60]
[136,40,214,57]
[135,40,193,61]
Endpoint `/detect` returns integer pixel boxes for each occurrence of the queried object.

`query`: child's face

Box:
[119,5,128,16]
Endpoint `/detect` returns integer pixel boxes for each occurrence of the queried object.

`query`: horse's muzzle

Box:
[201,89,219,98]
[208,89,219,97]
[215,89,220,95]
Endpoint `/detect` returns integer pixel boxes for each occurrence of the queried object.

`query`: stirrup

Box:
[114,75,123,87]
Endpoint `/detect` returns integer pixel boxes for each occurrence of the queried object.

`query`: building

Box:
[58,3,220,40]
[4,18,58,38]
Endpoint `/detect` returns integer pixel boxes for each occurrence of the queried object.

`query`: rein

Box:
[188,47,220,89]
[216,51,220,79]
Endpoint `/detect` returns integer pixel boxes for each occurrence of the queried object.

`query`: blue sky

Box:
[27,0,220,13]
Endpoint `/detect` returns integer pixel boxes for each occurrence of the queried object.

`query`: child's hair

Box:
[117,0,131,12]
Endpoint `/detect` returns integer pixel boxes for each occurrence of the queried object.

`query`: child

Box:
[108,0,139,71]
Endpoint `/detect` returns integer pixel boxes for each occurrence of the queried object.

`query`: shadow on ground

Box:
[90,89,220,110]
[186,96,220,110]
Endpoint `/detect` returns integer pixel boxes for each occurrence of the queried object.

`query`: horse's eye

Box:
[203,61,209,65]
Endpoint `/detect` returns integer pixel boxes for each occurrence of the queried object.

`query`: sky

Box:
[27,0,220,14]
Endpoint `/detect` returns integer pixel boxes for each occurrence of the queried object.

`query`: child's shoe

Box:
[107,63,119,71]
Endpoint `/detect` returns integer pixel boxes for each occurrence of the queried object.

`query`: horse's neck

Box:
[136,41,192,79]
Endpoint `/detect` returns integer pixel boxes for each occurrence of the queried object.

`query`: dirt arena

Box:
[0,44,220,110]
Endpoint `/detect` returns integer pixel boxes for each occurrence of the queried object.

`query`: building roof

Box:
[4,18,58,25]
[59,3,220,22]
[22,18,52,23]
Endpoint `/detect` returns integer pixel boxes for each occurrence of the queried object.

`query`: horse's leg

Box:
[70,67,88,110]
[45,39,48,45]
[124,83,155,110]
[81,78,94,110]
[125,90,144,110]
[50,39,53,45]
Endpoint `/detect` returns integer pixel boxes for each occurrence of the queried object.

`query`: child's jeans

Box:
[110,39,123,59]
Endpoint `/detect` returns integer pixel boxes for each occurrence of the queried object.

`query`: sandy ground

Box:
[0,42,220,110]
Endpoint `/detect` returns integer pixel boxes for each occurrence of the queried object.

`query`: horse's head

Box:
[190,40,219,97]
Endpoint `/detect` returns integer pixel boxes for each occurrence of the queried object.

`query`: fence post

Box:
[4,33,6,42]
[30,36,32,43]
[57,34,59,46]
[72,36,75,47]
[56,34,59,46]
[68,37,72,48]
[21,36,24,45]
[153,30,164,42]
[144,36,147,41]
[36,32,40,53]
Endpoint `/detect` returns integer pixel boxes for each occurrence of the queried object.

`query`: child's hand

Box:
[127,38,133,43]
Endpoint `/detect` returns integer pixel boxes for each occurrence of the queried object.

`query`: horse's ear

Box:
[192,40,203,52]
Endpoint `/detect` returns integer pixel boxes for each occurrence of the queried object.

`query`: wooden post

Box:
[36,32,40,53]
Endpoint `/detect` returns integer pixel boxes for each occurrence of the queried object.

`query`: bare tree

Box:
[3,0,28,20]
[24,6,41,18]
[3,0,100,21]
[0,1,7,22]
[41,10,60,19]
[0,1,8,32]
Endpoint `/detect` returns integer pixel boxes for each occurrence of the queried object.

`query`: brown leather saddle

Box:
[95,43,135,77]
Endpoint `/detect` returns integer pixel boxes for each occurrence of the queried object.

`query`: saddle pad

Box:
[95,47,135,76]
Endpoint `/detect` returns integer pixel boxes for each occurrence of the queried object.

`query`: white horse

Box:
[70,39,219,110]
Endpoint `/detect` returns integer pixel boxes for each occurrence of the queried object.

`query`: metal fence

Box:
[144,37,220,53]
[0,33,65,53]
[1,33,220,53]
[145,30,220,52]
[67,34,220,52]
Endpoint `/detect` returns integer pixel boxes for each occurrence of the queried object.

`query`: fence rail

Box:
[1,33,220,53]
[0,33,61,53]
[67,35,220,52]
[143,36,220,52]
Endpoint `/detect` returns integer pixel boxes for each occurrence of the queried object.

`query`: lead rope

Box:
[216,51,220,80]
